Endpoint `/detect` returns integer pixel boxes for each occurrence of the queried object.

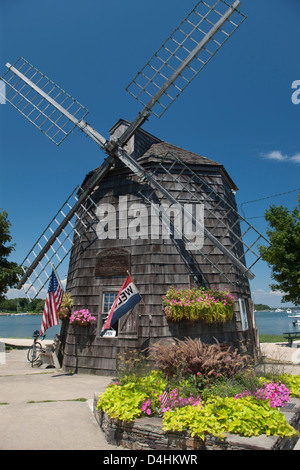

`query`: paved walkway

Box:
[260,342,300,375]
[0,345,120,450]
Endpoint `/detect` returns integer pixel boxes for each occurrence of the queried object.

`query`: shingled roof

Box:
[137,140,219,166]
[83,119,238,190]
[141,141,238,190]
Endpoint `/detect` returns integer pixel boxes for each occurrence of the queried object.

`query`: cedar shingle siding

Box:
[59,120,258,375]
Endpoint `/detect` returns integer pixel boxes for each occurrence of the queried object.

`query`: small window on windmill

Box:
[101,292,118,337]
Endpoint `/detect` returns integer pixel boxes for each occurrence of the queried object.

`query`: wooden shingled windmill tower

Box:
[1,0,269,374]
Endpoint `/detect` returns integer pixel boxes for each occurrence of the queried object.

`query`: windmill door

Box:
[98,290,139,339]
[96,248,139,340]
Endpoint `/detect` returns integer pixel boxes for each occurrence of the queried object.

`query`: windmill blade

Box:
[140,191,234,285]
[1,57,120,297]
[1,57,108,148]
[137,151,271,284]
[114,145,258,281]
[2,57,89,145]
[121,0,246,145]
[17,185,99,300]
[17,156,115,299]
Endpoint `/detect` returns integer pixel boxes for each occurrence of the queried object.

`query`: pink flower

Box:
[234,381,290,408]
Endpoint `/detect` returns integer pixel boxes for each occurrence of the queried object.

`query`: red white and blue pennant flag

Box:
[101,274,142,336]
[40,267,64,336]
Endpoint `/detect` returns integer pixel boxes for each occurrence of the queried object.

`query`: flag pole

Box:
[126,270,152,320]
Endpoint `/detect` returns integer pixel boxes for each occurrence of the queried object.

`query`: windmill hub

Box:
[104,140,119,156]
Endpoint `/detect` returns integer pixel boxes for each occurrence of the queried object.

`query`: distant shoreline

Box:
[0,312,42,316]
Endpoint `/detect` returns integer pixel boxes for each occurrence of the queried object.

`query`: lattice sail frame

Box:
[1,57,89,145]
[138,151,269,285]
[126,0,246,118]
[19,186,99,299]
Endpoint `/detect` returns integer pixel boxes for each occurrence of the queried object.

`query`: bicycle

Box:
[27,330,46,366]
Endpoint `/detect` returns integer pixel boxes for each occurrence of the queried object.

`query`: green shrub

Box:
[96,370,166,422]
[278,374,300,398]
[97,382,146,422]
[162,396,299,440]
[201,377,246,400]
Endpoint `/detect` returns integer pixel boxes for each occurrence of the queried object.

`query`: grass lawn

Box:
[259,334,287,343]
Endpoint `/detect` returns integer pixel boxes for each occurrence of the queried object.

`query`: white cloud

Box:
[262,150,300,164]
[268,290,284,297]
[5,288,27,300]
[5,278,67,300]
[252,288,283,299]
[251,288,295,308]
[290,153,300,164]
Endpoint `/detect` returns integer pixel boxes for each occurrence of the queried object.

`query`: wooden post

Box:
[126,270,152,321]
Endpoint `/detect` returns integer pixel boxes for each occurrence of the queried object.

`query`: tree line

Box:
[0,297,45,313]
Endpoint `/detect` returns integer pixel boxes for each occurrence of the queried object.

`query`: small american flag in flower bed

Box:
[161,384,171,409]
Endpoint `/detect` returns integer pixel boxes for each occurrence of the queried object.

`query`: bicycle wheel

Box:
[27,342,42,363]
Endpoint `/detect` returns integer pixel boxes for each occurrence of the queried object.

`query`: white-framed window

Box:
[239,298,249,331]
[103,292,118,314]
[100,292,118,337]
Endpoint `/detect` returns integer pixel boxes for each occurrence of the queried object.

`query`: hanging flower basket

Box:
[69,309,96,327]
[58,293,73,321]
[162,286,235,325]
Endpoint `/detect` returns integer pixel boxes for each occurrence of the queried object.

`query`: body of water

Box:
[254,310,300,336]
[0,314,61,340]
[0,310,299,339]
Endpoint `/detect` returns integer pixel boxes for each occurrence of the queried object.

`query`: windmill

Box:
[1,0,268,373]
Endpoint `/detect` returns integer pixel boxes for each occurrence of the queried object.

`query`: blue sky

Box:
[0,0,299,307]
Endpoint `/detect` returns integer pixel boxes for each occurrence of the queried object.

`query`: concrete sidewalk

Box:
[260,341,300,372]
[0,347,120,450]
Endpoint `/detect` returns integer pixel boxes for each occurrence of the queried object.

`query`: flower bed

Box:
[96,339,300,443]
[162,286,234,324]
[96,372,299,441]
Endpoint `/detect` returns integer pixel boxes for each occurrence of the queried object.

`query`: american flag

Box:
[40,269,64,336]
[161,384,171,409]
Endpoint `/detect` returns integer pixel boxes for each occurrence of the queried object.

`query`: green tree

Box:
[0,210,22,301]
[258,203,300,305]
[254,304,270,311]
